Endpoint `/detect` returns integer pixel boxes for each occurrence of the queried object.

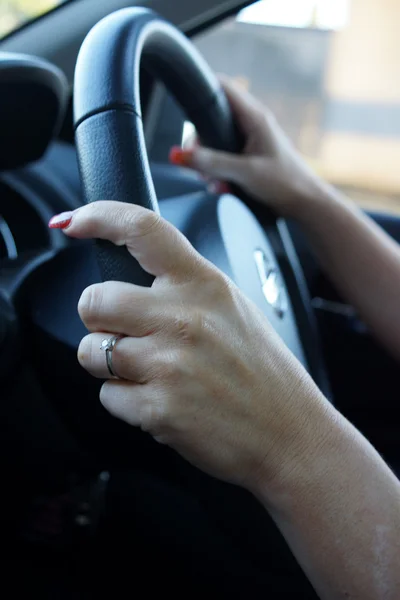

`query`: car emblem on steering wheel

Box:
[254,250,287,318]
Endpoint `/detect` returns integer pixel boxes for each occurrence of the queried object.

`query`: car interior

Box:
[0,0,399,596]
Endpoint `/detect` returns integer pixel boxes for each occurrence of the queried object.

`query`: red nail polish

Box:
[169,146,193,167]
[48,211,74,229]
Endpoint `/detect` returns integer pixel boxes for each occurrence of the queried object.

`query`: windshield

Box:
[0,1,68,39]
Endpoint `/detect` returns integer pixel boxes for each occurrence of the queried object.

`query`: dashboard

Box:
[0,141,209,260]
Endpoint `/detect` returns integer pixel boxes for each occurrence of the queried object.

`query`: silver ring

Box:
[100,335,123,379]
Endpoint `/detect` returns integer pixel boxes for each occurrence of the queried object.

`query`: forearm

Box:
[296,186,400,360]
[253,396,400,600]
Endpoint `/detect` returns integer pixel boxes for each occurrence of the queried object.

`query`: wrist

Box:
[248,394,350,510]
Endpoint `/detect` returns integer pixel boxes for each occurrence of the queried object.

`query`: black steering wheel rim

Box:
[74,7,243,286]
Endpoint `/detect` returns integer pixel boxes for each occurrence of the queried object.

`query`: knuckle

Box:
[129,209,163,239]
[208,269,236,305]
[175,313,199,345]
[80,211,99,236]
[78,283,104,326]
[173,300,216,345]
[74,203,103,236]
[157,349,189,381]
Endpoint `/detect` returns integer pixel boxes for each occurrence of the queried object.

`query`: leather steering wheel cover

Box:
[74,7,242,151]
[74,8,243,285]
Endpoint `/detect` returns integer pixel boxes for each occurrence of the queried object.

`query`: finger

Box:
[100,380,166,435]
[55,201,203,280]
[170,145,247,184]
[78,280,162,335]
[78,333,156,382]
[99,380,145,426]
[218,75,264,134]
[218,75,278,148]
[191,146,248,183]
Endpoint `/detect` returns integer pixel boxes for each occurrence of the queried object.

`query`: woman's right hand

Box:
[170,76,331,221]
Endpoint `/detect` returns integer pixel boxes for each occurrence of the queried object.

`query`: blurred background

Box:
[195,0,400,214]
[1,0,400,214]
[0,1,64,38]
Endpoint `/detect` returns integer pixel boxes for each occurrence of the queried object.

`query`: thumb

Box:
[48,201,202,280]
[170,145,248,185]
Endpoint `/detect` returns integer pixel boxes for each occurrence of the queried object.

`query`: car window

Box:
[0,1,68,39]
[192,0,400,215]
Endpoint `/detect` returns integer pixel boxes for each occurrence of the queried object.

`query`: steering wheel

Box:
[74,7,243,288]
[73,7,324,386]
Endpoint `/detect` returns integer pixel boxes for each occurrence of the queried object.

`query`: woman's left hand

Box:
[52,201,331,492]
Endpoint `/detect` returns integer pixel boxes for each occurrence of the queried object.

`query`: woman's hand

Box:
[170,76,331,220]
[51,202,400,599]
[54,201,331,492]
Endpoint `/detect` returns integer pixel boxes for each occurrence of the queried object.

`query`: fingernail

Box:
[169,146,194,167]
[48,211,74,229]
